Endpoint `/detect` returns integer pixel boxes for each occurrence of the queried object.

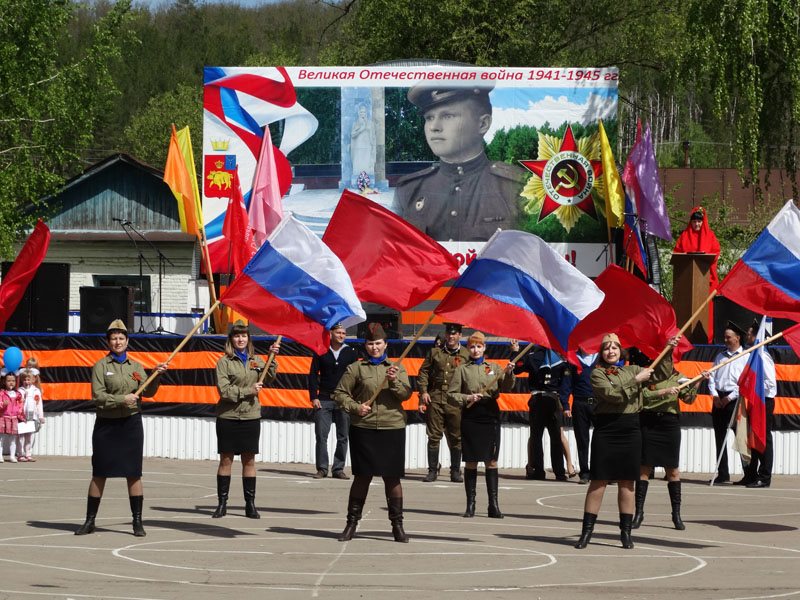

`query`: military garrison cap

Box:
[407,82,494,113]
[364,323,387,341]
[107,319,128,333]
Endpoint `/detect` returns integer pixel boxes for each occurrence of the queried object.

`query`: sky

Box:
[134,0,285,7]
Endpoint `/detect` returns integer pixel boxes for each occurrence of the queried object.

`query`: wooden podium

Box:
[671,253,716,344]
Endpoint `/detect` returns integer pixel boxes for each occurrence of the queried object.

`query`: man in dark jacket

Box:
[308,324,359,479]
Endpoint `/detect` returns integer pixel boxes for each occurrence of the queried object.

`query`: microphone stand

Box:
[116,220,153,333]
[126,221,176,334]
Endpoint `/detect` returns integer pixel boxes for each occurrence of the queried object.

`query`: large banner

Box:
[203,66,619,276]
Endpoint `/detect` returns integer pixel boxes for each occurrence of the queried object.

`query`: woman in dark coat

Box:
[213,320,279,519]
[448,331,515,518]
[75,319,167,537]
[573,333,654,550]
[333,324,412,543]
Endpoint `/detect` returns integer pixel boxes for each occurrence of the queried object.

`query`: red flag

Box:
[322,190,459,311]
[0,220,51,331]
[222,168,256,276]
[568,264,692,360]
[783,323,800,357]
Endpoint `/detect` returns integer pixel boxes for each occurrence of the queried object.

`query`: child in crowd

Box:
[17,369,44,462]
[16,357,41,385]
[0,372,24,462]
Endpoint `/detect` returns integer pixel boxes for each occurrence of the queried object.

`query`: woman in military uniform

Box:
[213,320,279,519]
[573,333,656,550]
[633,341,701,531]
[448,331,515,519]
[333,324,412,543]
[75,319,168,537]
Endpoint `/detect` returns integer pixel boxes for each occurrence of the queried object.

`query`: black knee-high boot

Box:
[130,495,146,537]
[75,496,101,535]
[668,480,685,530]
[243,477,260,519]
[338,495,365,541]
[450,449,463,483]
[463,468,477,517]
[619,513,634,549]
[574,512,597,549]
[387,497,409,543]
[632,479,649,529]
[212,475,230,518]
[486,468,503,518]
[423,447,441,482]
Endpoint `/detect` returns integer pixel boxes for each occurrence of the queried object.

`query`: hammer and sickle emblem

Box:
[554,163,579,193]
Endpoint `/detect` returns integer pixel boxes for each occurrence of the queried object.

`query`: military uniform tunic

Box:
[448,359,515,462]
[417,344,471,451]
[395,153,527,241]
[90,353,162,478]
[334,358,412,477]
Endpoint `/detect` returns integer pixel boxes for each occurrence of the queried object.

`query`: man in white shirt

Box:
[738,319,778,488]
[707,321,747,484]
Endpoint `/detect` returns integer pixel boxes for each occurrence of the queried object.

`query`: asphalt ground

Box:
[1,457,798,600]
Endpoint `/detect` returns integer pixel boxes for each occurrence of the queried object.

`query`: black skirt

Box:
[590,413,641,481]
[461,419,501,463]
[92,413,144,478]
[349,426,405,477]
[640,411,681,468]
[216,418,261,455]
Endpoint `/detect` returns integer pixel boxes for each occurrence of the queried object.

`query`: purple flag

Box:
[625,124,671,240]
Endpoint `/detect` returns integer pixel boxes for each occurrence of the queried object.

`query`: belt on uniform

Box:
[717,390,732,398]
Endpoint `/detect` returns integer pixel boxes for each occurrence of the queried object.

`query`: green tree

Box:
[123,83,203,172]
[0,0,134,256]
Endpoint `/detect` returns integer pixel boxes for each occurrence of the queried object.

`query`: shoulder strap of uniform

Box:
[395,164,439,185]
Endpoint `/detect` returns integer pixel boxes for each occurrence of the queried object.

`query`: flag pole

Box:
[470,341,534,403]
[677,330,784,391]
[363,313,436,407]
[135,300,221,396]
[257,335,282,384]
[648,289,718,372]
[197,226,223,333]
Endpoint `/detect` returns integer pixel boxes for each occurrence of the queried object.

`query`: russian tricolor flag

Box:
[719,200,800,321]
[738,317,768,453]
[220,215,366,354]
[434,230,605,353]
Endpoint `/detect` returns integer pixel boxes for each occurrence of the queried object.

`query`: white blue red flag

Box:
[434,230,605,353]
[220,215,366,354]
[622,191,648,276]
[719,200,800,321]
[738,316,768,453]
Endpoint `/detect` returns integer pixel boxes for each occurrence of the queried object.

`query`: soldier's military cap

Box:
[725,320,746,338]
[407,82,494,113]
[107,319,128,333]
[443,322,463,334]
[364,323,387,341]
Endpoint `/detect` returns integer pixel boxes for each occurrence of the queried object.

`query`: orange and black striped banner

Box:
[2,334,799,429]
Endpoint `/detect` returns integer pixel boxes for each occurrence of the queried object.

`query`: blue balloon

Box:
[3,346,22,373]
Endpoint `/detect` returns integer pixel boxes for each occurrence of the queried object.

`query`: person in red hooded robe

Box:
[673,206,721,340]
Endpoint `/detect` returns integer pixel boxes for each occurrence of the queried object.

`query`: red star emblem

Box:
[519,125,603,222]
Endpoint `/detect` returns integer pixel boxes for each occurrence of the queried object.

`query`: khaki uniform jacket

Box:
[591,354,674,415]
[417,345,471,403]
[642,355,697,413]
[448,360,515,422]
[91,355,161,419]
[215,354,277,420]
[333,359,412,430]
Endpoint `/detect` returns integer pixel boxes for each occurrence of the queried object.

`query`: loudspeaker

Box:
[713,295,794,344]
[1,262,69,332]
[80,286,135,334]
[356,305,402,339]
